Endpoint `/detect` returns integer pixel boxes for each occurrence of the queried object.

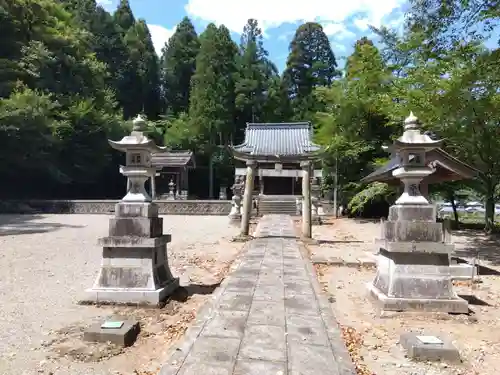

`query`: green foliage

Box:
[347,182,397,216]
[283,22,339,120]
[1,0,498,208]
[189,23,238,151]
[160,17,200,116]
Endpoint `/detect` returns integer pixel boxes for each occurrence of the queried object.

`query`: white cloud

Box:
[148,24,176,55]
[353,18,370,31]
[321,23,355,40]
[96,0,114,10]
[185,0,405,34]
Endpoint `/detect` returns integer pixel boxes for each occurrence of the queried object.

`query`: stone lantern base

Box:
[84,202,179,305]
[367,204,468,313]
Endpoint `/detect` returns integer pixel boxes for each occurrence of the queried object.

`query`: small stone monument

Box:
[295,196,302,215]
[167,179,176,200]
[228,176,243,222]
[219,185,227,200]
[367,112,468,313]
[84,115,179,305]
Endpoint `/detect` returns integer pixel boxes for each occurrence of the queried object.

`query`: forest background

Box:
[1,0,499,229]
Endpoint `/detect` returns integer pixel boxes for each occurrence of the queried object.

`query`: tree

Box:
[160,17,200,116]
[234,19,280,142]
[189,24,238,147]
[189,23,238,197]
[283,22,339,120]
[374,7,500,231]
[0,0,124,198]
[113,0,135,32]
[314,38,394,215]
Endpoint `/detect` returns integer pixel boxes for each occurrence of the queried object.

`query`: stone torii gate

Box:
[231,122,321,238]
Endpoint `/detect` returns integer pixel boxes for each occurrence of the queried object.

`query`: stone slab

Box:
[380,241,453,254]
[159,215,357,375]
[108,216,163,237]
[383,221,444,242]
[84,319,140,347]
[98,234,171,248]
[115,202,158,217]
[450,264,477,280]
[399,332,461,363]
[388,204,436,222]
[367,282,469,313]
[83,277,179,305]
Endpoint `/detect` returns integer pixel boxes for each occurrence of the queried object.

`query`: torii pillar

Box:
[301,161,312,238]
[241,160,256,236]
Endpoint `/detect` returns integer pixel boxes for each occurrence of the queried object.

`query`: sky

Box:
[96,0,497,71]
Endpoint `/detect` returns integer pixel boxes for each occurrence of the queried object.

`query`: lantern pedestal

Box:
[84,202,179,305]
[367,204,468,313]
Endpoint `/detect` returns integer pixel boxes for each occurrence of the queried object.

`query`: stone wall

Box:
[0,200,232,215]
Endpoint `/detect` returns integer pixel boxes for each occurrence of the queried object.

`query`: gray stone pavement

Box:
[160,215,356,375]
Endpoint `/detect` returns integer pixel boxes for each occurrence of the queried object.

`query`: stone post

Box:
[301,161,312,238]
[84,115,179,305]
[229,175,243,223]
[219,186,227,200]
[167,179,175,200]
[367,112,467,313]
[150,174,157,200]
[311,177,321,224]
[180,190,188,200]
[295,196,302,216]
[241,161,256,236]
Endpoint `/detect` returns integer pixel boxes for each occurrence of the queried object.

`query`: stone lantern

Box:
[367,112,468,313]
[110,115,163,202]
[84,115,179,305]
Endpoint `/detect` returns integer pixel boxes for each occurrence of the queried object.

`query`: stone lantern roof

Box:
[108,115,166,153]
[393,112,443,150]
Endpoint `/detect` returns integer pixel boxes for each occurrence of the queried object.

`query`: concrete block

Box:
[400,332,461,363]
[84,319,140,347]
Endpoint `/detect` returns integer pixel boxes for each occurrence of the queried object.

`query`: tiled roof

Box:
[361,148,477,183]
[232,122,320,156]
[152,151,194,168]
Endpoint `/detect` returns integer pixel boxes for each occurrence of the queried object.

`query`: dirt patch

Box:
[38,246,242,375]
[308,218,500,375]
[316,265,500,375]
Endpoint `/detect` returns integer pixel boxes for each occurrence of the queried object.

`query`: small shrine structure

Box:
[367,112,469,313]
[151,151,195,199]
[84,115,179,305]
[361,144,476,195]
[231,122,321,238]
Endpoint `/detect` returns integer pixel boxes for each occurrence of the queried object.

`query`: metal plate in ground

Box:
[416,335,443,345]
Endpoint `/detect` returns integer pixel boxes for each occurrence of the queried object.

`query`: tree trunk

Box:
[445,191,459,229]
[484,181,495,233]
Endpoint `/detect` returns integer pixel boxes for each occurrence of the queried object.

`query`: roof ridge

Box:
[247,122,310,127]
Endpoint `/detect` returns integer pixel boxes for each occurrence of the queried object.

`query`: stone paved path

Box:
[160,215,356,375]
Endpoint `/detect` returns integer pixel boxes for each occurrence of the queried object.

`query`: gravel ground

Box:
[0,214,241,375]
[308,218,500,375]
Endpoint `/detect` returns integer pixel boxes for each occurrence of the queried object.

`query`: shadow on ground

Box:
[171,283,221,303]
[453,230,500,266]
[0,214,85,236]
